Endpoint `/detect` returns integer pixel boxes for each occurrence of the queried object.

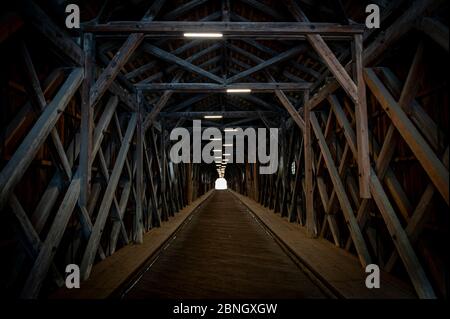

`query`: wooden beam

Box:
[364,68,449,205]
[90,34,141,108]
[9,195,64,286]
[80,33,94,207]
[369,173,436,298]
[316,176,341,246]
[142,43,224,83]
[20,42,72,180]
[126,13,220,80]
[20,0,83,65]
[80,113,138,280]
[30,136,79,235]
[353,34,371,198]
[308,0,440,110]
[310,113,371,267]
[137,82,310,92]
[376,67,444,151]
[303,90,316,237]
[0,68,83,210]
[135,91,144,244]
[227,45,306,83]
[284,0,358,103]
[328,93,437,299]
[89,0,166,107]
[364,0,444,66]
[141,42,224,130]
[84,21,364,36]
[160,111,278,119]
[21,96,118,298]
[96,147,130,250]
[227,43,313,92]
[143,73,182,130]
[385,148,449,271]
[143,139,161,227]
[21,174,81,298]
[138,43,221,84]
[275,91,305,132]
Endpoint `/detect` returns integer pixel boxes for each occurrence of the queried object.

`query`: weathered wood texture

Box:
[0,0,447,300]
[124,191,326,298]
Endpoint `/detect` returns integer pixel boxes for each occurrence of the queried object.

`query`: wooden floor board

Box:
[231,190,416,299]
[124,190,326,299]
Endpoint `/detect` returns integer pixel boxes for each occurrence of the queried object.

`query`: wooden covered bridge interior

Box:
[0,0,448,299]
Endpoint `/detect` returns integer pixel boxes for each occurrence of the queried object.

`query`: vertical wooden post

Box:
[304,90,316,237]
[186,163,193,204]
[245,162,251,198]
[80,33,94,207]
[160,125,171,217]
[353,34,371,198]
[135,90,144,243]
[253,162,258,201]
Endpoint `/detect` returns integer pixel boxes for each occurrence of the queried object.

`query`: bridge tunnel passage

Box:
[0,0,447,301]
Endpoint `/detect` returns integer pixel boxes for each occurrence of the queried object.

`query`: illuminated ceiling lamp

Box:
[226,88,251,93]
[184,33,223,38]
[204,115,223,119]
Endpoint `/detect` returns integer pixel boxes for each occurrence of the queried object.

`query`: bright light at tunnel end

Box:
[215,177,228,190]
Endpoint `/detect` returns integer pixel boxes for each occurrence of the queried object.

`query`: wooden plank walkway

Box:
[231,190,416,299]
[123,190,326,299]
[51,190,214,299]
[52,189,415,299]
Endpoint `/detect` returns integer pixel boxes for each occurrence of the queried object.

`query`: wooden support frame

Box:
[310,113,371,267]
[137,82,311,92]
[364,69,449,205]
[0,68,83,210]
[0,0,446,300]
[328,92,437,299]
[84,21,364,37]
[20,0,84,65]
[20,42,72,181]
[80,33,94,207]
[80,113,138,280]
[20,94,120,298]
[89,0,166,108]
[353,34,371,198]
[303,90,316,237]
[134,90,144,243]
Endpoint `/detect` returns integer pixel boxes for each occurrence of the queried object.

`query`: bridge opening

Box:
[214,177,228,190]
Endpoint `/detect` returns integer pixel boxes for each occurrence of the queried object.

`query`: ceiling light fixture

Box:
[204,115,223,119]
[226,88,251,93]
[184,33,223,38]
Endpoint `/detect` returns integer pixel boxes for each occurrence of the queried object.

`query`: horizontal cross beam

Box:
[84,21,364,38]
[160,111,279,119]
[136,82,311,92]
